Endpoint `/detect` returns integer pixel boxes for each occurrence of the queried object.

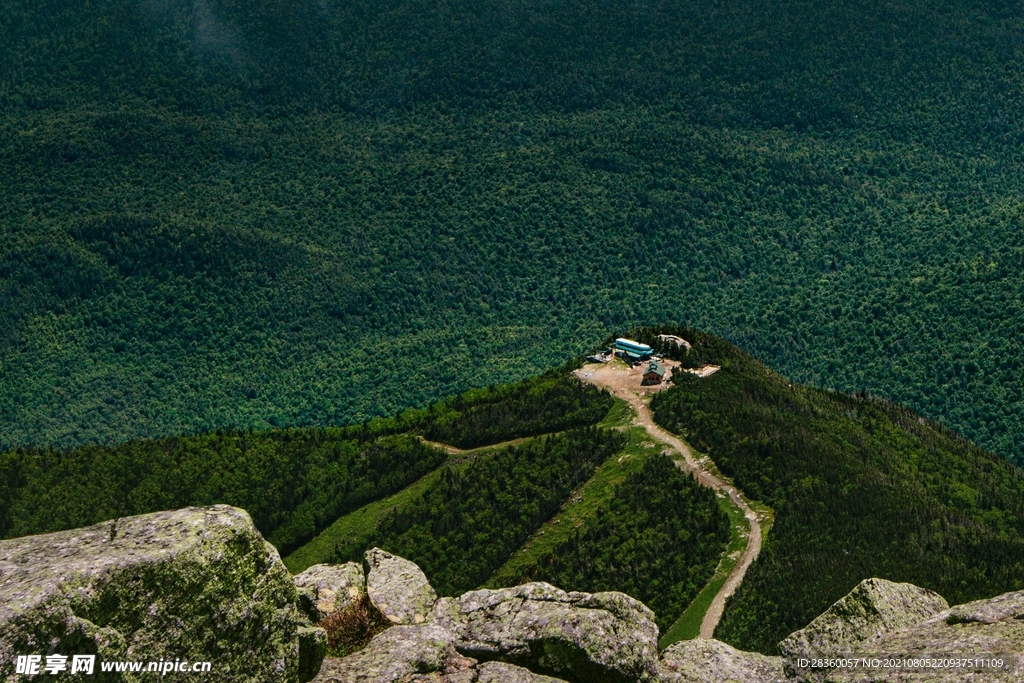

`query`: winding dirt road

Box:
[576,361,763,639]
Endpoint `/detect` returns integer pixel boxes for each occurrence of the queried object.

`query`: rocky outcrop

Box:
[9,510,1019,683]
[659,639,784,683]
[308,556,656,683]
[655,580,1023,683]
[0,505,324,683]
[472,661,568,683]
[433,582,659,683]
[366,548,437,625]
[944,588,1024,625]
[296,562,366,622]
[778,578,949,661]
[818,589,1024,683]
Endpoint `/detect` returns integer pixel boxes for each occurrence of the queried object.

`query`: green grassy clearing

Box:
[659,492,748,647]
[283,440,521,573]
[284,468,440,574]
[484,397,659,587]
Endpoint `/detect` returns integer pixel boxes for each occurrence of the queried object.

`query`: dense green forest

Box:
[0,370,614,555]
[414,370,615,448]
[333,428,627,596]
[492,454,730,631]
[2,0,1024,465]
[647,326,1024,653]
[0,430,444,556]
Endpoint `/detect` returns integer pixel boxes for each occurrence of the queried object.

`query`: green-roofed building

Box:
[642,360,666,385]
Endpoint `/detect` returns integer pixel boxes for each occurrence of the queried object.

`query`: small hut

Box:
[642,360,666,385]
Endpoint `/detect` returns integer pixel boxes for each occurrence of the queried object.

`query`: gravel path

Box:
[577,362,763,639]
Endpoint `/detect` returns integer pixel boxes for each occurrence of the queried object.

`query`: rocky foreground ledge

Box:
[2,506,1022,682]
[0,506,326,682]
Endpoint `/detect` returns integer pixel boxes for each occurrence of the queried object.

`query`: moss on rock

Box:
[0,505,321,682]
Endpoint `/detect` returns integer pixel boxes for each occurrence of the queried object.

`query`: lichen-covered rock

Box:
[300,627,330,682]
[778,578,948,661]
[658,638,785,683]
[815,589,1024,683]
[432,582,659,683]
[311,624,456,682]
[474,661,568,683]
[0,505,321,682]
[399,657,569,683]
[295,563,366,622]
[365,548,437,625]
[943,589,1024,625]
[399,650,480,683]
[316,628,570,683]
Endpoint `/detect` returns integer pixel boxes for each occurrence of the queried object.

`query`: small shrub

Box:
[319,596,391,657]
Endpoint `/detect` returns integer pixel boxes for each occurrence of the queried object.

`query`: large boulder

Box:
[658,638,785,683]
[312,624,569,683]
[819,589,1024,683]
[365,548,437,625]
[0,505,323,682]
[432,582,659,683]
[295,563,366,623]
[778,578,948,661]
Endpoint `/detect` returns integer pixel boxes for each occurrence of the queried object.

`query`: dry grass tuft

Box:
[319,596,392,657]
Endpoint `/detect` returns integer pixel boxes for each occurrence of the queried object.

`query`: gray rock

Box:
[0,505,320,682]
[476,661,569,683]
[312,624,456,682]
[300,626,330,683]
[944,589,1024,625]
[778,578,949,661]
[365,548,437,625]
[400,650,480,683]
[295,563,366,622]
[316,629,569,683]
[397,657,568,683]
[816,589,1024,683]
[433,582,659,683]
[658,638,785,683]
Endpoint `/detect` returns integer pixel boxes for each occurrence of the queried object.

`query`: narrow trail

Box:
[417,437,464,455]
[418,435,533,460]
[578,363,763,640]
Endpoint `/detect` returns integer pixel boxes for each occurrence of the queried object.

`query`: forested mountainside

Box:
[0,370,613,554]
[488,453,731,633]
[641,326,1024,654]
[4,331,1024,649]
[2,0,1024,463]
[0,365,732,631]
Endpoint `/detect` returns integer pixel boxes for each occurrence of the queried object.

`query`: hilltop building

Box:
[642,360,666,385]
[614,338,653,362]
